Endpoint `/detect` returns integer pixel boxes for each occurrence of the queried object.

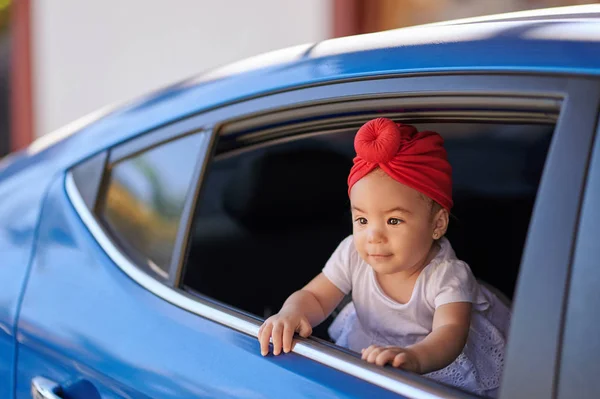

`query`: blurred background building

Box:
[2,0,598,156]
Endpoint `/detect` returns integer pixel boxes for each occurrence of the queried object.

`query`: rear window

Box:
[99,133,204,279]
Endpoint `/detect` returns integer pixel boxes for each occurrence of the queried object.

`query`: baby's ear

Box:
[432,207,450,238]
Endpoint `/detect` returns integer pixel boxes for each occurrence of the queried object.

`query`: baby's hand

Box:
[258,309,312,356]
[361,345,421,373]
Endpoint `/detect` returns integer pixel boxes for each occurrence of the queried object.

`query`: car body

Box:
[2,4,600,399]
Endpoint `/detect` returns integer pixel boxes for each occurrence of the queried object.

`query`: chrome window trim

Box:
[65,171,468,399]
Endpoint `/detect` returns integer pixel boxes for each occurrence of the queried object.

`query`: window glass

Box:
[101,132,205,279]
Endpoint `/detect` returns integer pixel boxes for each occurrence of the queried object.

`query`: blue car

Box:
[3,5,600,399]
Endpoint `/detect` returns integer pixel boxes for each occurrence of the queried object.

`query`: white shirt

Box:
[323,235,510,396]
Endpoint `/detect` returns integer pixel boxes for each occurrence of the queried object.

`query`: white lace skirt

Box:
[328,286,510,398]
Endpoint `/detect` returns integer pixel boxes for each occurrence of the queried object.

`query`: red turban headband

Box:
[348,118,453,210]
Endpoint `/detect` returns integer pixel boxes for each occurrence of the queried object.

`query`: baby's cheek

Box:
[352,234,366,254]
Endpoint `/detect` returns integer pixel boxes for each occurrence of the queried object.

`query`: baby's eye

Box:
[387,218,403,225]
[355,217,368,225]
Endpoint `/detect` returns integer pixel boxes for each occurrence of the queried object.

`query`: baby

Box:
[258,118,510,396]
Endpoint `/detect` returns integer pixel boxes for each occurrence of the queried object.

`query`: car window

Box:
[180,118,555,396]
[98,133,205,279]
[184,121,553,320]
[556,124,600,399]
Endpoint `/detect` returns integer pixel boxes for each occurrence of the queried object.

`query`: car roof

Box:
[18,4,600,168]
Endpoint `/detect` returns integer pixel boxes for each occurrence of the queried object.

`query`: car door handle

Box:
[31,376,63,399]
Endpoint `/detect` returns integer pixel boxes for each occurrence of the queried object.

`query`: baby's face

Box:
[350,170,443,276]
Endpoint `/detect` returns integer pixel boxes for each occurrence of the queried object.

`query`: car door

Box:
[14,73,599,399]
[183,74,598,399]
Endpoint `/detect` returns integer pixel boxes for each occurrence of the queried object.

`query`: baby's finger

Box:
[272,322,284,355]
[367,346,385,363]
[375,349,397,367]
[392,352,407,368]
[259,323,273,356]
[282,323,294,353]
[361,345,378,360]
[298,318,312,338]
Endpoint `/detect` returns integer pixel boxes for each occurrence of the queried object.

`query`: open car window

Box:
[185,122,553,310]
[183,116,554,395]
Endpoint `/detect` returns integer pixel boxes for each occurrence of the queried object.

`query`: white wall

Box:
[31,0,331,137]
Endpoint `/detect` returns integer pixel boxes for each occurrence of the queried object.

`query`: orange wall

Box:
[10,0,33,151]
[333,0,600,36]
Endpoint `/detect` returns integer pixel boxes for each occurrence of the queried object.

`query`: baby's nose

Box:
[367,227,385,243]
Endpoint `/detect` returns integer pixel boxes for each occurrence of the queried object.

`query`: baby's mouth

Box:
[368,253,393,259]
